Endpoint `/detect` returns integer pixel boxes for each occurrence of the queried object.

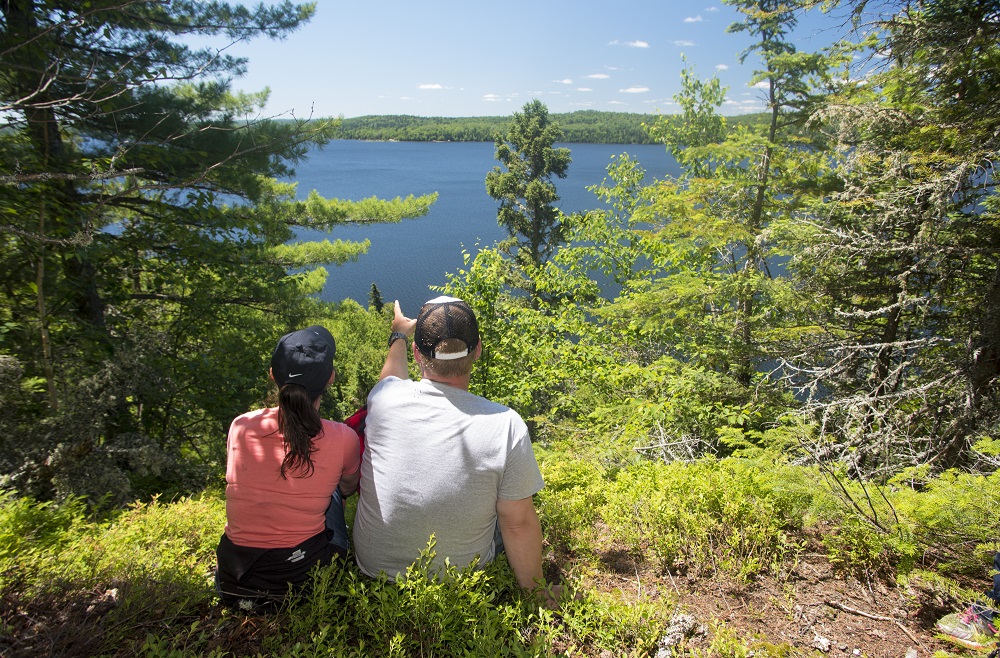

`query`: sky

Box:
[220,1,865,119]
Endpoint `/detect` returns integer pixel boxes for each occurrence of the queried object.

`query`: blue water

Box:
[289,140,679,312]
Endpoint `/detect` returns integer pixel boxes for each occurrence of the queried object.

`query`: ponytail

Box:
[277,383,323,479]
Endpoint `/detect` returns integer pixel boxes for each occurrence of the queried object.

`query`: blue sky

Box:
[224,1,863,119]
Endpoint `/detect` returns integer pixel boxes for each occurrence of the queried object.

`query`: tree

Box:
[0,0,435,501]
[612,0,839,386]
[485,100,571,302]
[783,0,1000,474]
[368,283,385,313]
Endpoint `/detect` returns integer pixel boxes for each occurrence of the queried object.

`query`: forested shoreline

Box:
[327,111,769,143]
[1,0,998,656]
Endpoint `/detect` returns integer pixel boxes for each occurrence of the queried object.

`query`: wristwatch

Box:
[388,331,409,349]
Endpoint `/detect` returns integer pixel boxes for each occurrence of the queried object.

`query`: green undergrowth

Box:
[0,452,997,656]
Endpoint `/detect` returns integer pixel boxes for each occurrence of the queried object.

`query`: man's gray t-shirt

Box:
[353,377,545,580]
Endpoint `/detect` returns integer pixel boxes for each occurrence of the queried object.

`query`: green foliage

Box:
[535,451,608,557]
[0,492,670,656]
[0,3,436,501]
[486,100,572,293]
[0,494,224,655]
[321,299,394,421]
[334,111,665,144]
[602,459,811,582]
[3,459,999,655]
[0,492,87,564]
[886,468,1000,580]
[2,495,224,591]
[265,542,528,656]
[821,514,910,583]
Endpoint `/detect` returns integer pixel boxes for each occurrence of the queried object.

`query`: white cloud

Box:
[674,40,695,47]
[417,84,444,90]
[620,86,650,93]
[685,15,703,23]
[576,87,593,92]
[555,78,573,84]
[715,64,729,71]
[586,73,610,79]
[750,81,769,89]
[608,100,626,105]
[609,39,649,48]
[723,96,765,112]
[705,6,719,11]
[482,93,505,102]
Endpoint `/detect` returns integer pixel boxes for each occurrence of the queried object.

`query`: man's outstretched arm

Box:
[380,300,416,381]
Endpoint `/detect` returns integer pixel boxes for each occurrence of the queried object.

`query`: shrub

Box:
[536,453,608,557]
[2,493,670,657]
[0,492,87,565]
[601,458,811,582]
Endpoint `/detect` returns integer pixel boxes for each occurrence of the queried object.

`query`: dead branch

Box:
[824,600,922,646]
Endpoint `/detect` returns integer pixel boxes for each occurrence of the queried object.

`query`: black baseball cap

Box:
[270,325,336,399]
[414,296,480,360]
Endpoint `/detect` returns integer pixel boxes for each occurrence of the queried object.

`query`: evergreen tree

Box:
[0,0,434,500]
[614,0,839,388]
[485,100,571,302]
[369,283,385,313]
[785,0,1000,472]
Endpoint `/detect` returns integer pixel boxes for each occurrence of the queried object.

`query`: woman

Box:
[216,326,361,610]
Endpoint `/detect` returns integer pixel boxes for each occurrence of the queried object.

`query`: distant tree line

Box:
[330,111,767,144]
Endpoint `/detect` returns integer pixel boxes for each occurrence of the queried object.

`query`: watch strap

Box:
[388,331,409,349]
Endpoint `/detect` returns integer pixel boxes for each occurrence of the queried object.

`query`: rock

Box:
[656,613,699,658]
[812,635,832,652]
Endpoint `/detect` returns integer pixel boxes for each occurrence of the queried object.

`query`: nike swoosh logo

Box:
[288,373,304,378]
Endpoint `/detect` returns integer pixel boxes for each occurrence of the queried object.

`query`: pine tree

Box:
[0,0,435,500]
[485,100,571,302]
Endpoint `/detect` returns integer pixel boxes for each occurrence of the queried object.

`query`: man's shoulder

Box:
[369,375,414,397]
[465,391,513,413]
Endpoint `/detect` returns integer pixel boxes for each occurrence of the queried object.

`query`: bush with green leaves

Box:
[601,458,812,582]
[0,491,87,564]
[816,464,999,584]
[1,491,670,657]
[535,450,609,557]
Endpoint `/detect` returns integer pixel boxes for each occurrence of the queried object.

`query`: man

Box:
[353,296,551,601]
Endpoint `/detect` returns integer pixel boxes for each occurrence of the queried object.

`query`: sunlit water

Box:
[288,140,679,312]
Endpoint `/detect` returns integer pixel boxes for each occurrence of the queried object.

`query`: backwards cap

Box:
[414,296,480,361]
[270,325,336,399]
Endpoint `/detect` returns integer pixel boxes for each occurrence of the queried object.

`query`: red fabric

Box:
[224,407,361,549]
[345,406,368,456]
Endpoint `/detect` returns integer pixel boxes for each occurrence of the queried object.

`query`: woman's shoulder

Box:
[230,406,277,429]
[317,419,362,462]
[320,418,357,440]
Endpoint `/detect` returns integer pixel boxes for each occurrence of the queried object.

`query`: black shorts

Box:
[215,530,333,610]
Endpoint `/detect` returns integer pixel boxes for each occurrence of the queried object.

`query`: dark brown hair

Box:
[276,383,323,479]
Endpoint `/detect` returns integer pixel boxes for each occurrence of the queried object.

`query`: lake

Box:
[290,140,679,312]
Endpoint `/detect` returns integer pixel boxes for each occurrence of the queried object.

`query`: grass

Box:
[0,452,997,656]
